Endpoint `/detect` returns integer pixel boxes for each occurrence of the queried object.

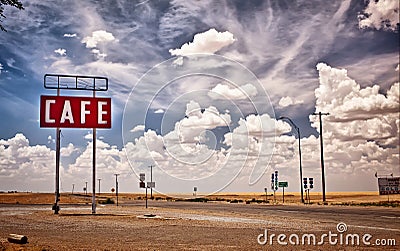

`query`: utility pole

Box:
[97,178,101,195]
[114,174,120,206]
[72,184,75,195]
[279,117,304,204]
[85,181,88,196]
[312,112,329,203]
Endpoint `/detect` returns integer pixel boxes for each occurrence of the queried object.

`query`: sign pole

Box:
[282,187,285,204]
[92,89,96,214]
[145,186,148,209]
[150,165,153,199]
[42,74,110,214]
[53,87,61,215]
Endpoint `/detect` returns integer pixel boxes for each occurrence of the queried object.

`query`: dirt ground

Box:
[0,193,399,250]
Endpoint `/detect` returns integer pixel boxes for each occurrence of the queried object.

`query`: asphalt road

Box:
[126,200,400,232]
[0,201,399,250]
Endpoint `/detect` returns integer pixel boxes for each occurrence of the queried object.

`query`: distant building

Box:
[377,177,400,195]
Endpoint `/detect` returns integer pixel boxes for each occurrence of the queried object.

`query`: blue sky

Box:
[0,0,399,194]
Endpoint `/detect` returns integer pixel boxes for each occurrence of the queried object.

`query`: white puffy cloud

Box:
[154,109,165,114]
[54,48,66,56]
[278,96,304,107]
[180,101,231,142]
[63,33,77,38]
[315,63,399,123]
[130,124,145,133]
[60,143,78,157]
[91,49,107,59]
[81,30,115,48]
[208,83,258,100]
[310,62,399,174]
[0,133,56,191]
[358,0,399,31]
[169,28,236,56]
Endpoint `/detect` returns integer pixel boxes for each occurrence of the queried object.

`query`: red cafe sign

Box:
[40,95,111,128]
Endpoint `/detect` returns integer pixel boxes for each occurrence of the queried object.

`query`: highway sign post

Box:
[278,181,288,203]
[40,74,110,214]
[139,172,155,208]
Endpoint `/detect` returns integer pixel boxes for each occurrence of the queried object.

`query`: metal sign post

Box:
[41,74,110,214]
[278,182,288,204]
[264,187,268,203]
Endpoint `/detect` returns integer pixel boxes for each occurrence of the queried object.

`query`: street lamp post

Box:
[279,116,304,204]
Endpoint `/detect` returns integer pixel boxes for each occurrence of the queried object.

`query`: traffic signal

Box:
[309,178,314,189]
[303,177,308,189]
[271,173,275,190]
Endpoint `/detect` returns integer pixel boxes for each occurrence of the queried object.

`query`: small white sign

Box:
[147,181,155,188]
[139,173,145,181]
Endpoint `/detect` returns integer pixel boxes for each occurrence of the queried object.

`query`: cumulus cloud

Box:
[310,62,399,173]
[278,96,304,107]
[81,30,115,48]
[169,28,236,56]
[63,33,77,38]
[177,100,231,143]
[60,143,78,157]
[358,0,399,31]
[54,48,66,56]
[84,133,93,140]
[208,83,258,100]
[0,133,56,191]
[91,49,107,59]
[154,109,165,114]
[315,63,399,123]
[130,124,145,133]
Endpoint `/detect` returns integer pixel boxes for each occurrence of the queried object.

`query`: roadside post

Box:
[139,173,155,208]
[264,187,268,203]
[278,181,288,204]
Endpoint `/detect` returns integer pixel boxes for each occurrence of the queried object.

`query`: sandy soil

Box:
[0,193,399,250]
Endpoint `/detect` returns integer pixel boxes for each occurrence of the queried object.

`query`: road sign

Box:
[40,95,111,128]
[139,181,145,188]
[147,181,155,188]
[139,173,145,182]
[278,181,288,188]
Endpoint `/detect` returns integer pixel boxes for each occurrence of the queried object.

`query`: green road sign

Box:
[278,181,288,188]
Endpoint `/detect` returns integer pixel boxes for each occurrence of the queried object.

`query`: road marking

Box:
[380,216,400,219]
[350,225,400,232]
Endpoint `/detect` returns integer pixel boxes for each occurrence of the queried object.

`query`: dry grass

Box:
[0,191,399,206]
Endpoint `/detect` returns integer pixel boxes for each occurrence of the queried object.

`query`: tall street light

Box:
[279,116,304,204]
[312,112,329,203]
